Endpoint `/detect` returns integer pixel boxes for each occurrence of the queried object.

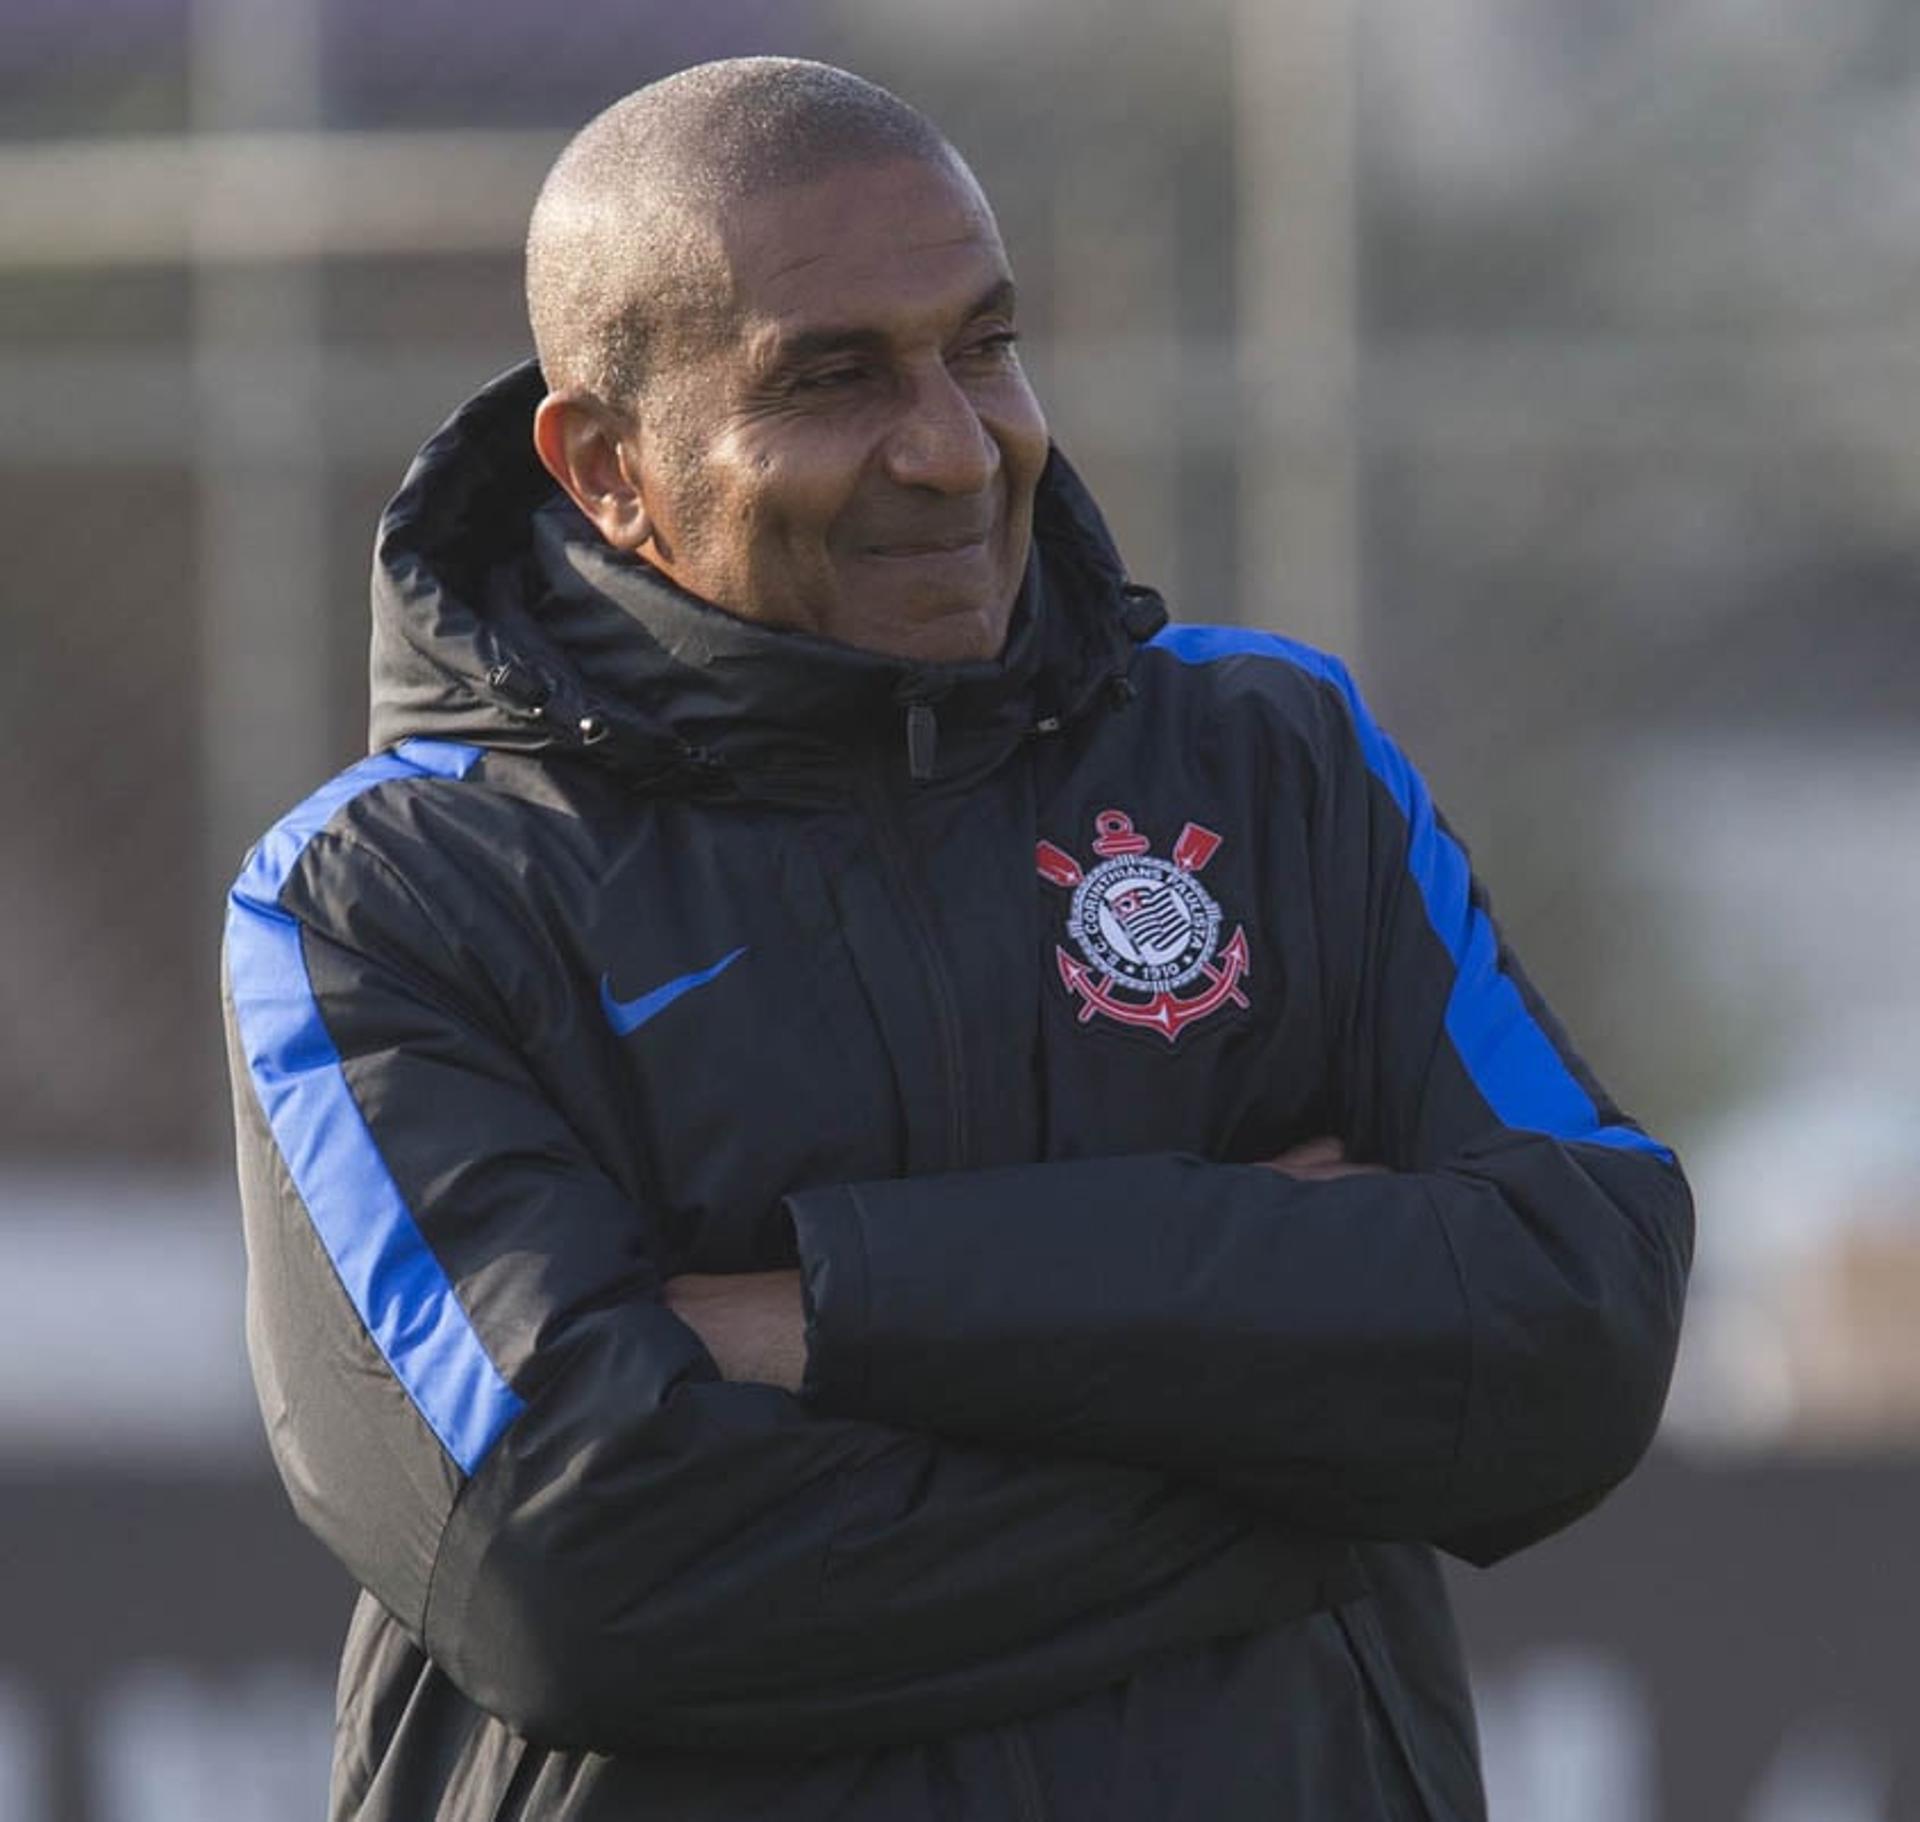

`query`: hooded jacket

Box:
[224,361,1691,1821]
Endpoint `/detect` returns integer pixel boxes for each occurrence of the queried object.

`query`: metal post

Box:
[191,0,330,1143]
[191,0,332,895]
[1048,136,1184,603]
[1232,0,1362,662]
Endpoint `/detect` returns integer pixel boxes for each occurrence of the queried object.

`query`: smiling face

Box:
[625,155,1050,664]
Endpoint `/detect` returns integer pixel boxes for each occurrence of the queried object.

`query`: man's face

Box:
[630,155,1050,665]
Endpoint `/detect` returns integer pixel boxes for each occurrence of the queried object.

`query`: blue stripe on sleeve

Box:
[225,738,527,1475]
[1151,625,1674,1163]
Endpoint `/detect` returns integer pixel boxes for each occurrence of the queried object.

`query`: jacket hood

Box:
[368,361,1166,792]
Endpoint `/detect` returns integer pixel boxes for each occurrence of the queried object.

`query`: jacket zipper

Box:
[860,744,971,1170]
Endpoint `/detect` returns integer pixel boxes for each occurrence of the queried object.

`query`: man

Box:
[224,57,1691,1822]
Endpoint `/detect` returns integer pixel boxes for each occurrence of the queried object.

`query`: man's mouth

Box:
[862,533,990,560]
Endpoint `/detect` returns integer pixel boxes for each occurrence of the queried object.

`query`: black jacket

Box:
[224,362,1691,1820]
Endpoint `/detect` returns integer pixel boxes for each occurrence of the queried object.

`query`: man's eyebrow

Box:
[963,278,1019,324]
[758,279,1020,372]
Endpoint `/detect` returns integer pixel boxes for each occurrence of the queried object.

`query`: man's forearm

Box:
[672,1142,1375,1393]
[665,1270,807,1391]
[785,1140,1689,1555]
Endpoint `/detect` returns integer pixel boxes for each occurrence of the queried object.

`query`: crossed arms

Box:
[669,1137,1383,1391]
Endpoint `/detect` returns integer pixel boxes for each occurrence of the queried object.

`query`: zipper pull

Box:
[485,658,551,718]
[905,701,938,782]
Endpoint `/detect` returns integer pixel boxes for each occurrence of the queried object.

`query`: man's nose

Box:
[882,364,999,495]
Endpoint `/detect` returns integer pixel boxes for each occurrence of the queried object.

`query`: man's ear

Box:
[532,393,652,553]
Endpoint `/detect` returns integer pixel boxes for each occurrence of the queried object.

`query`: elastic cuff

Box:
[784,1184,872,1411]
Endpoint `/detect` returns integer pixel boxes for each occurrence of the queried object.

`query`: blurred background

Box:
[2,0,1916,1816]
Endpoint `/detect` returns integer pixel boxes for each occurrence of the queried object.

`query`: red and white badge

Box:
[1036,809,1251,1041]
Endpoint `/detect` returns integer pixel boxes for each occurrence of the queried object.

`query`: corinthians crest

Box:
[1036,810,1251,1041]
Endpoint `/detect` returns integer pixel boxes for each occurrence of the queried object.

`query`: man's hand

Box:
[665,1270,807,1391]
[1259,1137,1387,1181]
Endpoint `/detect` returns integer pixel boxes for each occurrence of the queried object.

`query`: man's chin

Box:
[857,598,1013,666]
[814,570,1017,665]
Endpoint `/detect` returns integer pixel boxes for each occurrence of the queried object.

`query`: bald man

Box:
[226,58,1690,1822]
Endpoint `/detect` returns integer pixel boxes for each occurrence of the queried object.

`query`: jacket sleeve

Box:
[790,644,1692,1567]
[225,804,1346,1760]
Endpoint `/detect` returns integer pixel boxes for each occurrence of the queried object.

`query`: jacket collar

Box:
[369,360,1165,795]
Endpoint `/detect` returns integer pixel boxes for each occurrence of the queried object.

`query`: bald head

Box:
[526,58,962,412]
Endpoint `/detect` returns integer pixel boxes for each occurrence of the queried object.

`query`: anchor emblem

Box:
[1036,809,1252,1042]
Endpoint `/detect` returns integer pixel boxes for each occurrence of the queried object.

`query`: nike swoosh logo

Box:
[600,946,748,1038]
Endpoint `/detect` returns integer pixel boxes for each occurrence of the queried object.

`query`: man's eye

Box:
[961,330,1021,361]
[793,365,870,393]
